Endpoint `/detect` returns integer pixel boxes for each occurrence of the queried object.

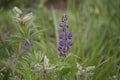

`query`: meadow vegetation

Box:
[0,0,120,80]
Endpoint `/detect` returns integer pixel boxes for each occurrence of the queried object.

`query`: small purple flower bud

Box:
[29,31,34,36]
[24,41,30,46]
[59,33,64,39]
[24,41,32,46]
[23,47,30,51]
[67,41,72,46]
[66,23,69,28]
[58,47,62,51]
[58,53,62,58]
[66,46,70,52]
[67,33,72,39]
[63,53,66,58]
[59,41,64,46]
[60,23,64,27]
[23,41,33,51]
[62,27,65,31]
[63,48,66,53]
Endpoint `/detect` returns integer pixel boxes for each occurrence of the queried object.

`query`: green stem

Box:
[52,8,59,47]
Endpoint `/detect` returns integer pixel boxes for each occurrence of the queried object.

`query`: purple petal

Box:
[63,54,66,58]
[66,23,69,28]
[24,41,33,46]
[60,23,64,27]
[57,47,62,51]
[59,33,64,39]
[24,41,30,46]
[66,46,70,52]
[59,41,64,46]
[58,53,62,58]
[63,48,67,53]
[67,33,72,39]
[67,41,72,46]
[29,31,34,36]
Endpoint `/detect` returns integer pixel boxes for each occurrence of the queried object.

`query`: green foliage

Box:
[0,0,46,9]
[0,0,120,80]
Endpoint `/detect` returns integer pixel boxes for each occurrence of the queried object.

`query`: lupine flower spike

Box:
[58,15,72,58]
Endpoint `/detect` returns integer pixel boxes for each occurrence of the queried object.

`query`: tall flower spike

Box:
[58,15,72,58]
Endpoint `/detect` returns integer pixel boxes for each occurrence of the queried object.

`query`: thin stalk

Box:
[52,8,59,47]
[64,24,67,55]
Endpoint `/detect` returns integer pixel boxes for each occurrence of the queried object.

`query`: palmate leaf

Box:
[56,65,72,73]
[30,29,47,39]
[61,66,71,73]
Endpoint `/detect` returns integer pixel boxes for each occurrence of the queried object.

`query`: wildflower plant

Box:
[58,15,72,58]
[33,56,56,72]
[76,63,95,79]
[13,6,33,26]
[0,1,119,80]
[13,6,36,52]
[33,56,56,79]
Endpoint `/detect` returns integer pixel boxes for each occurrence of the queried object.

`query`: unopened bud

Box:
[34,64,42,71]
[44,56,49,70]
[13,6,22,14]
[86,66,95,72]
[22,13,32,23]
[15,14,21,22]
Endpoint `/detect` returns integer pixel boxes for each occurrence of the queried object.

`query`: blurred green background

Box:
[0,0,120,80]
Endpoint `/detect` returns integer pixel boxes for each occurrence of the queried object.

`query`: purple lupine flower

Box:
[23,41,32,51]
[23,30,34,51]
[58,47,62,51]
[24,41,32,46]
[59,41,64,46]
[66,46,70,52]
[58,15,72,58]
[66,23,69,28]
[60,23,64,27]
[29,31,34,36]
[67,33,72,39]
[59,33,64,39]
[67,41,72,46]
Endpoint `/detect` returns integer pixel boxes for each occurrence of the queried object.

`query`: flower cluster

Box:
[58,15,72,58]
[76,63,95,76]
[13,6,32,26]
[33,56,55,73]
